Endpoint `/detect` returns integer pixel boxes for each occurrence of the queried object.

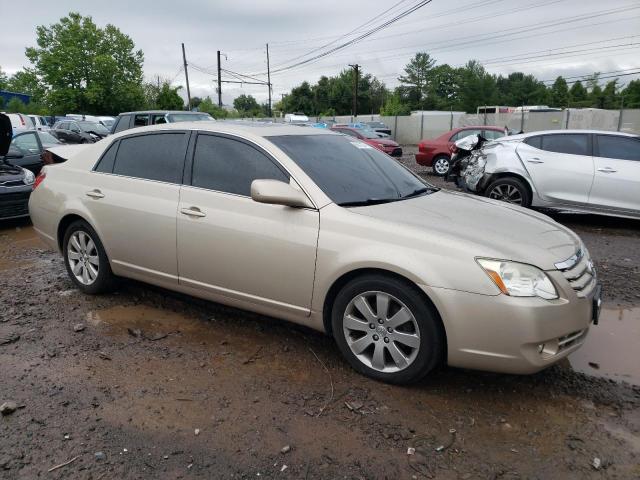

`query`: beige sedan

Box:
[29,122,601,384]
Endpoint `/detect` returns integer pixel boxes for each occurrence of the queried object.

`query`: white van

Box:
[284,113,309,124]
[2,112,35,134]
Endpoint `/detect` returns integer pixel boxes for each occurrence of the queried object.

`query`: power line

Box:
[255,0,434,76]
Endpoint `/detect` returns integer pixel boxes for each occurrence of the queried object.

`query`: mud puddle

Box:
[568,306,640,385]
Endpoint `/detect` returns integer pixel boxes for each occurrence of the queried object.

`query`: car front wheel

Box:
[432,155,450,176]
[331,274,444,384]
[63,220,115,294]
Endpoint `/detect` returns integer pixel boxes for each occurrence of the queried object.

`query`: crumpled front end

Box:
[460,152,487,192]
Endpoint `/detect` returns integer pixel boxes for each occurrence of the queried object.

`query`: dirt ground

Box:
[1,148,639,479]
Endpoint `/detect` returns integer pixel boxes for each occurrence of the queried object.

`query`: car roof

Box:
[506,129,639,140]
[117,110,209,115]
[109,120,337,138]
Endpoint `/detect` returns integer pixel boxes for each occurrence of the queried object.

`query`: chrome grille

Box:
[555,248,596,298]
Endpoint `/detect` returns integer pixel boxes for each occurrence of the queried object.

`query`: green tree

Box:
[398,52,436,109]
[233,94,261,116]
[0,67,8,89]
[6,97,27,113]
[380,92,410,116]
[281,82,314,114]
[590,84,604,108]
[26,12,145,114]
[457,60,498,113]
[198,96,228,118]
[156,83,183,110]
[569,81,588,106]
[621,79,640,108]
[601,80,619,109]
[549,76,569,108]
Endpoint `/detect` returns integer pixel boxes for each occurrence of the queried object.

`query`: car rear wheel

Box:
[432,155,450,176]
[63,220,115,294]
[331,274,444,384]
[485,177,531,207]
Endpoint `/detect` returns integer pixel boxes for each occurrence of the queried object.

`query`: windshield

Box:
[358,129,382,139]
[38,131,61,146]
[270,134,434,206]
[166,113,214,122]
[101,119,115,127]
[79,121,109,135]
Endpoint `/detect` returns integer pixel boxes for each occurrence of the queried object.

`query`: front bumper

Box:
[423,272,599,374]
[0,189,31,220]
[384,146,402,157]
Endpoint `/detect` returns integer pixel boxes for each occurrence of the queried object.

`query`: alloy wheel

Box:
[434,158,450,175]
[67,230,99,285]
[488,184,523,204]
[343,291,421,373]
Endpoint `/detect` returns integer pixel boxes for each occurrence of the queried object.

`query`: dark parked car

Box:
[365,121,392,136]
[51,120,110,144]
[7,130,62,174]
[111,110,214,134]
[416,126,507,176]
[0,113,35,220]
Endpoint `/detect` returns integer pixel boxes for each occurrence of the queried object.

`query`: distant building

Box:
[0,90,31,106]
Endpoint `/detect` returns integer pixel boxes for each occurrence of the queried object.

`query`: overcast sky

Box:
[2,0,639,106]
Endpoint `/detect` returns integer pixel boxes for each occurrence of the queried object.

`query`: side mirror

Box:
[7,146,24,159]
[251,179,314,209]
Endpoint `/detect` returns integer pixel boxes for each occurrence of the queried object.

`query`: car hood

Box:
[0,162,25,182]
[348,189,580,270]
[368,138,399,147]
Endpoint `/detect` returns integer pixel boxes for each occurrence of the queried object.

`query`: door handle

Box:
[86,189,104,199]
[527,157,544,164]
[597,167,617,173]
[180,207,206,218]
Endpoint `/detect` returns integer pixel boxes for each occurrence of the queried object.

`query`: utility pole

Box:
[266,43,272,117]
[181,43,192,110]
[217,50,223,107]
[349,64,360,118]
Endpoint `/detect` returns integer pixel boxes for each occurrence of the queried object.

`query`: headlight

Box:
[22,168,35,185]
[476,258,558,299]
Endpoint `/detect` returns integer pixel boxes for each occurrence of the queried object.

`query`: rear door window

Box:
[541,134,589,156]
[596,135,640,161]
[524,136,542,149]
[451,129,482,141]
[482,129,505,140]
[191,134,288,196]
[113,133,188,183]
[133,114,149,127]
[113,115,131,133]
[94,141,119,173]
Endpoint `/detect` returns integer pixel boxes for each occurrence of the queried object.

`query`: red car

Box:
[331,126,403,157]
[416,126,507,176]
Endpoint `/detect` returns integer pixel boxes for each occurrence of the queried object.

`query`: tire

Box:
[432,155,450,176]
[484,177,532,207]
[331,274,444,384]
[62,220,116,294]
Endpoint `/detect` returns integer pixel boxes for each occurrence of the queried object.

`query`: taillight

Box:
[33,171,46,191]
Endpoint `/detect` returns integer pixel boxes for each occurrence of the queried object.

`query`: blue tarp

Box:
[0,90,31,106]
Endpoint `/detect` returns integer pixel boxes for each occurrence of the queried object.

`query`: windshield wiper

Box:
[337,198,400,207]
[400,186,440,199]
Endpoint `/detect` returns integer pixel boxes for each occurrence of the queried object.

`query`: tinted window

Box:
[270,135,428,205]
[166,113,213,122]
[113,133,186,183]
[133,114,149,127]
[12,132,39,151]
[152,114,167,125]
[191,135,288,196]
[38,131,61,147]
[113,115,131,133]
[597,135,640,161]
[524,136,542,149]
[95,141,119,173]
[483,129,505,140]
[541,134,589,156]
[451,129,482,141]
